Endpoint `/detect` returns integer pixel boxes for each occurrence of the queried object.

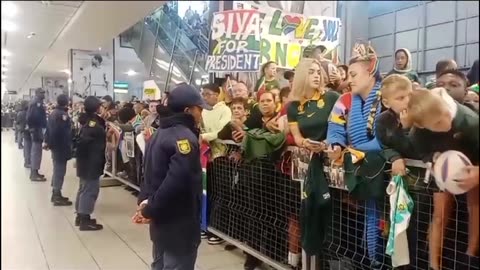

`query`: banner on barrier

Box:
[232,1,342,69]
[206,9,262,72]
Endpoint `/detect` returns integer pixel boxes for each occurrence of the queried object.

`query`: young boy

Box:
[376,74,418,176]
[436,69,478,113]
[407,88,479,270]
[376,75,427,269]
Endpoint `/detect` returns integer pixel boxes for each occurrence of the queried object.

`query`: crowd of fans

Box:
[3,40,479,270]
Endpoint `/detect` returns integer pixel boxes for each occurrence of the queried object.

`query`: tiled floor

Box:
[1,131,246,270]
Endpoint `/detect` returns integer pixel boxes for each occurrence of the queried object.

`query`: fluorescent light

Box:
[2,49,12,57]
[2,20,17,32]
[2,60,9,65]
[2,2,18,18]
[114,89,128,93]
[98,47,102,51]
[1,74,7,79]
[2,67,7,71]
[126,69,137,76]
[61,69,71,75]
[67,78,72,83]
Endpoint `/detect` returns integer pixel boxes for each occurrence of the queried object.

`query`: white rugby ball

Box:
[433,150,472,195]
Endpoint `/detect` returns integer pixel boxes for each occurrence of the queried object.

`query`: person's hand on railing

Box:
[391,158,407,176]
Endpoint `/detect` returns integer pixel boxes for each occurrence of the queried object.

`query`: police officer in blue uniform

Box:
[74,96,106,231]
[16,100,30,162]
[45,94,73,206]
[136,83,210,270]
[26,88,47,181]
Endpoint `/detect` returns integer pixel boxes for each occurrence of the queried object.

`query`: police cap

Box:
[167,83,211,112]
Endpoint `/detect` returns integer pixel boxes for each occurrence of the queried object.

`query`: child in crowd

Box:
[406,88,479,270]
[376,74,418,176]
[436,69,479,113]
[387,48,420,83]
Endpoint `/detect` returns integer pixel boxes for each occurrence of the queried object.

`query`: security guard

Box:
[16,100,29,160]
[74,96,106,231]
[26,88,47,181]
[45,94,73,206]
[136,84,210,270]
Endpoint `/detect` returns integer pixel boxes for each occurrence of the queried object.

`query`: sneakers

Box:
[207,235,225,245]
[77,214,103,231]
[201,231,208,239]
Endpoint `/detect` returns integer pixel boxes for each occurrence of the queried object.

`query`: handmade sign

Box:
[233,1,342,69]
[206,9,262,72]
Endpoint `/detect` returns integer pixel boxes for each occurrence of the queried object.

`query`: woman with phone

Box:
[286,58,340,259]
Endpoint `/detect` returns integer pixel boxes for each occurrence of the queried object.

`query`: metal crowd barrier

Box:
[101,124,141,191]
[99,127,479,270]
[206,141,479,270]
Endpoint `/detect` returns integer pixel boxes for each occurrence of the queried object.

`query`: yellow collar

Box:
[300,90,322,106]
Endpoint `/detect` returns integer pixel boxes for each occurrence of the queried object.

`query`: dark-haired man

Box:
[45,94,73,206]
[437,69,479,113]
[425,59,458,89]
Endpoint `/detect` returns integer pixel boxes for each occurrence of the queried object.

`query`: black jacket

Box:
[375,109,419,162]
[76,113,106,180]
[45,107,72,161]
[26,96,47,130]
[139,113,202,253]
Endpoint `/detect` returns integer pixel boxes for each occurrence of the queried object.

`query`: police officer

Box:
[26,88,47,181]
[16,100,32,165]
[135,84,210,270]
[45,94,73,206]
[74,96,106,231]
[16,100,29,151]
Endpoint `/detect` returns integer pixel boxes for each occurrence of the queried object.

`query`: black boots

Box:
[76,214,103,231]
[51,191,72,206]
[30,170,46,182]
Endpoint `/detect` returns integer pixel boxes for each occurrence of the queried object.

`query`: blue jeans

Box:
[151,241,198,270]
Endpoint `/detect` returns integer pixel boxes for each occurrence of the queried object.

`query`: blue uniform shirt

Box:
[26,96,47,129]
[45,107,72,160]
[140,112,202,253]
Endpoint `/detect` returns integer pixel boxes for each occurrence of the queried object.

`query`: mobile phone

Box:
[306,139,324,145]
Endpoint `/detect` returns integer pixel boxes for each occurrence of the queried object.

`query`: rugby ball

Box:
[433,150,472,195]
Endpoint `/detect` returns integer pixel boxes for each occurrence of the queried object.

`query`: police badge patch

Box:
[176,139,191,154]
[88,120,96,127]
[62,115,68,121]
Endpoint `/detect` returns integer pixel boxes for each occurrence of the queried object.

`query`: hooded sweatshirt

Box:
[387,48,420,83]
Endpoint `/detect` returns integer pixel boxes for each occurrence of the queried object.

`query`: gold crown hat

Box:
[349,42,379,75]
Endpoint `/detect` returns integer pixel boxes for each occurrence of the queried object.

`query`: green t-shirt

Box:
[287,91,340,141]
[254,76,280,93]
